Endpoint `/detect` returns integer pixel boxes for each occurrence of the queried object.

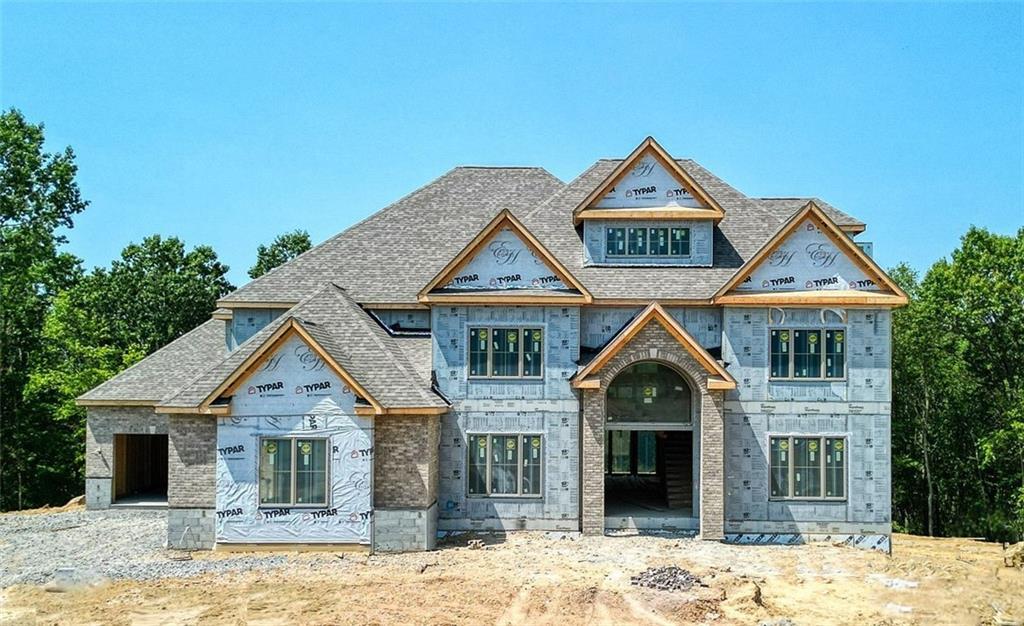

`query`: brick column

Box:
[581,389,605,535]
[166,414,216,550]
[699,390,725,540]
[373,414,441,552]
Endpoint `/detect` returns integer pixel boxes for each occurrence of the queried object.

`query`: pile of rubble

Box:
[630,566,702,592]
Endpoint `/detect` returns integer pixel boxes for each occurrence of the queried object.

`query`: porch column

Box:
[580,389,605,535]
[699,389,725,540]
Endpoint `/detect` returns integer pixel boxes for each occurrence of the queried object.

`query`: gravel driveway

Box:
[0,509,287,587]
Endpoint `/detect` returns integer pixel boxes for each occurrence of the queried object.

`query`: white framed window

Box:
[769,328,846,380]
[468,327,543,379]
[769,435,846,500]
[606,227,690,257]
[258,438,329,507]
[467,434,543,497]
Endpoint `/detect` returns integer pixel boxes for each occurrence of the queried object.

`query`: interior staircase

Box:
[663,431,693,510]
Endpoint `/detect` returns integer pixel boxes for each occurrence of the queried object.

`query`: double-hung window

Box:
[769,328,845,380]
[467,434,543,497]
[259,438,329,506]
[468,327,543,378]
[769,435,846,499]
[605,227,690,257]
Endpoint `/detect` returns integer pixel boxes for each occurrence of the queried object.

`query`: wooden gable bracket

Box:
[572,136,727,224]
[572,302,736,391]
[200,318,386,416]
[713,201,908,307]
[417,208,593,304]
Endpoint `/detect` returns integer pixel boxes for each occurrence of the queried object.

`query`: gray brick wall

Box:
[168,415,216,509]
[580,321,725,539]
[84,407,167,509]
[167,414,216,549]
[374,414,440,509]
[374,504,438,552]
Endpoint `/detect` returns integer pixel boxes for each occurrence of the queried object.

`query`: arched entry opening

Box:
[604,361,698,528]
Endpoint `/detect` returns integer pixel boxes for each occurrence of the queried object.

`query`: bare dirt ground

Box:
[1,529,1021,625]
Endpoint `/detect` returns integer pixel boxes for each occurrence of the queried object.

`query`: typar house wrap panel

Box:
[735,220,881,293]
[215,335,373,544]
[442,228,567,291]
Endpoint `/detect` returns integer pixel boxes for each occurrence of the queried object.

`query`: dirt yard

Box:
[1,526,1021,625]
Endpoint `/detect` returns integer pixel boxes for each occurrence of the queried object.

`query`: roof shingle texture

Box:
[159,284,446,410]
[81,158,864,404]
[77,319,227,403]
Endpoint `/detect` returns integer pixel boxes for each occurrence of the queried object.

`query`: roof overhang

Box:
[417,208,593,304]
[572,136,726,225]
[716,290,908,307]
[571,302,736,390]
[575,207,724,221]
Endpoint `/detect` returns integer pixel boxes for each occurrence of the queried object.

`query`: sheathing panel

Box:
[433,306,580,530]
[580,306,721,350]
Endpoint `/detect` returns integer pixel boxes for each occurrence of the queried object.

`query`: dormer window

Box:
[606,227,690,258]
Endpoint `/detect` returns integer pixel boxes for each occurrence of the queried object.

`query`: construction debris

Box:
[467,539,485,550]
[1004,542,1023,569]
[630,566,701,592]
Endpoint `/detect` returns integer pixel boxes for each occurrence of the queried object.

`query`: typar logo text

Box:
[248,381,284,395]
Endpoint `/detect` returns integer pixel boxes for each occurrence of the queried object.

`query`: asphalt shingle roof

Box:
[158,283,447,410]
[81,155,866,405]
[78,319,227,404]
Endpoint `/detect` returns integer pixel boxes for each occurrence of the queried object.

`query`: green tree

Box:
[23,236,234,507]
[0,109,87,510]
[890,227,1024,541]
[248,229,312,279]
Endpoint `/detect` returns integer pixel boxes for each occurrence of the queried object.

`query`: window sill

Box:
[468,377,545,382]
[466,495,544,500]
[768,378,847,383]
[768,498,847,503]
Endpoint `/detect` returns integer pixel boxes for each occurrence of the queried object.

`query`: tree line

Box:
[1,109,1022,541]
[0,110,310,510]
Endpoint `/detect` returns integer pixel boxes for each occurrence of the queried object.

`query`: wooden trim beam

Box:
[571,378,601,389]
[716,290,908,306]
[420,293,590,305]
[215,300,298,310]
[576,207,724,221]
[76,399,158,407]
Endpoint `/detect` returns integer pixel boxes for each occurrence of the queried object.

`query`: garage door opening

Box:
[113,434,168,507]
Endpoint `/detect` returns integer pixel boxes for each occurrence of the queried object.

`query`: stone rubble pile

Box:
[630,565,701,592]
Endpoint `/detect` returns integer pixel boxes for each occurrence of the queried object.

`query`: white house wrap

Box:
[215,336,373,545]
[443,228,567,291]
[736,220,881,292]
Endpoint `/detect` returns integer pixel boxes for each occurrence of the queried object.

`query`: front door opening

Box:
[113,434,168,506]
[605,430,694,517]
[604,362,697,530]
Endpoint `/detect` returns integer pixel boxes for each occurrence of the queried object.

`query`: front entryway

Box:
[603,362,699,531]
[112,434,168,506]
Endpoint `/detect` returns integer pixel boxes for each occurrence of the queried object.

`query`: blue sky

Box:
[3,2,1021,286]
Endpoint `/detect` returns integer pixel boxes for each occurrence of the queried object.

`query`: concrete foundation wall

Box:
[85,407,168,509]
[374,504,438,552]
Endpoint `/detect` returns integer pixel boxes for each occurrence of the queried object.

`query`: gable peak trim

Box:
[713,201,907,303]
[417,208,592,303]
[572,136,726,223]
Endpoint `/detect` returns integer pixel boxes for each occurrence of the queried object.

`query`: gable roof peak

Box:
[573,136,726,223]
